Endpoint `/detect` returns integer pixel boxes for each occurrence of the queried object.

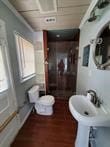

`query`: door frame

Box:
[43,30,49,94]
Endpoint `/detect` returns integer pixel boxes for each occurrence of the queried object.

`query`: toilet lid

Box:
[39,95,55,105]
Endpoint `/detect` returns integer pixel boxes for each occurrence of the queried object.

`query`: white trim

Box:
[79,0,99,29]
[0,43,8,93]
[10,106,33,146]
[1,0,34,32]
[1,20,18,110]
[14,31,36,83]
[20,74,36,83]
[14,31,34,44]
[0,117,19,147]
[0,19,18,147]
[0,106,33,147]
[0,18,18,113]
[19,105,33,129]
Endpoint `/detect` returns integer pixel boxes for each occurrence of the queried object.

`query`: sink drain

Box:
[84,111,89,115]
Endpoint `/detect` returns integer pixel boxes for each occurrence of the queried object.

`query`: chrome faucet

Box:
[87,90,102,108]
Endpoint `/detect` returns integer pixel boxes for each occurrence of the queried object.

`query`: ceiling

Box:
[9,0,91,31]
[48,29,79,41]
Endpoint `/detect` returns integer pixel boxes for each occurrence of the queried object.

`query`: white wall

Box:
[77,5,110,105]
[34,31,46,91]
[77,5,110,147]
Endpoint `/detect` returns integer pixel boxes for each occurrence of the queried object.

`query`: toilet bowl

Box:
[28,85,55,115]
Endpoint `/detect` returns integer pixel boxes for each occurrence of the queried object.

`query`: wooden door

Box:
[43,30,48,94]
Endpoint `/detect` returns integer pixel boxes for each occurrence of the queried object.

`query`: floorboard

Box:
[11,99,77,147]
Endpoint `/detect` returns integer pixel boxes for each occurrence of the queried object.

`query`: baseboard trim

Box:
[9,105,33,147]
[19,106,33,129]
[0,105,33,147]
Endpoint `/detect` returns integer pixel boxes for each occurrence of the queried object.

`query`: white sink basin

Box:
[69,95,110,126]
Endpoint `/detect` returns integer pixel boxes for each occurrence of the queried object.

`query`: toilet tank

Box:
[28,85,39,103]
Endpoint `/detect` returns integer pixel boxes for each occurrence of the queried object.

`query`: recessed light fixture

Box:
[56,34,60,38]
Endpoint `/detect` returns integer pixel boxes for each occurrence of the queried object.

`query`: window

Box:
[0,44,8,92]
[15,33,35,82]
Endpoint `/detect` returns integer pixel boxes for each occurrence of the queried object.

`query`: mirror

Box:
[94,23,110,70]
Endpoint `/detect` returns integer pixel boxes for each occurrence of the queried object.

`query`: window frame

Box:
[0,41,8,93]
[14,31,36,83]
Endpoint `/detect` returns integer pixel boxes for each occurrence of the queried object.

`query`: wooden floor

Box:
[11,99,77,147]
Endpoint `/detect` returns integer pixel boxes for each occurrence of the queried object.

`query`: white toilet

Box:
[28,85,55,115]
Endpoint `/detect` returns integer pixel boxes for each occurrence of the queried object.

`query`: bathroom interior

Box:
[0,0,110,147]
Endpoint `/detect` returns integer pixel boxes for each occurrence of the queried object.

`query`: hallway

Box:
[11,100,77,147]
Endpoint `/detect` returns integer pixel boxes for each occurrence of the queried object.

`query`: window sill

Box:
[20,74,36,83]
[0,87,8,94]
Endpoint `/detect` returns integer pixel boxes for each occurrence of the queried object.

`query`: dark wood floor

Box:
[11,99,77,147]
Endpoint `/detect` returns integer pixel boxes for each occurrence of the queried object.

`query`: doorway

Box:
[47,29,79,99]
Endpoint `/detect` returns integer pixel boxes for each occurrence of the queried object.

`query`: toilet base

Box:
[35,103,54,116]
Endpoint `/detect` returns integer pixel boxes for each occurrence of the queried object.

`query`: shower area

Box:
[48,40,79,99]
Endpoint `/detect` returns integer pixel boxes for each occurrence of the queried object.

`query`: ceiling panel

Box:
[26,15,82,30]
[21,6,88,18]
[27,13,83,23]
[34,23,81,31]
[9,0,38,11]
[57,0,90,7]
[9,0,91,31]
[32,19,81,30]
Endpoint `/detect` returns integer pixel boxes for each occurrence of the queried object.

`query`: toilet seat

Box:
[38,95,55,106]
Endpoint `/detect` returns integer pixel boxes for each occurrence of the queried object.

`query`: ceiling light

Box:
[56,34,60,38]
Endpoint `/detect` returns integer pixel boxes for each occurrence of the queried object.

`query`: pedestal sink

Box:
[69,95,110,147]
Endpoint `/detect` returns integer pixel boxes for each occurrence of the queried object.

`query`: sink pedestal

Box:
[75,123,90,147]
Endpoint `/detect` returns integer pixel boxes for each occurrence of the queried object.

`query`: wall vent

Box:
[36,0,57,14]
[44,17,56,23]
